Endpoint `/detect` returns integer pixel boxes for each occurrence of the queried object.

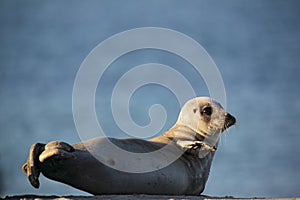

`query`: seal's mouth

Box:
[223,113,236,131]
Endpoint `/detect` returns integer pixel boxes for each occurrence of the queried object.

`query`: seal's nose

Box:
[224,113,236,129]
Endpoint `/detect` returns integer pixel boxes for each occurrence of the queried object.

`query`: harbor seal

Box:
[22,97,236,195]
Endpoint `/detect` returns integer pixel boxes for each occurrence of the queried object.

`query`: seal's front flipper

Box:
[22,143,45,188]
[176,140,216,158]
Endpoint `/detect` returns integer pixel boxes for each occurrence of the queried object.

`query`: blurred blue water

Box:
[1,0,300,198]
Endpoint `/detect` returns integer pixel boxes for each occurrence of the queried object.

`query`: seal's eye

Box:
[201,106,212,116]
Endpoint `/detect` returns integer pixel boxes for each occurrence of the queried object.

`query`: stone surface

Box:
[1,195,299,200]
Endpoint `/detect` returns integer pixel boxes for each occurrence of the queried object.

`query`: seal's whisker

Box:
[223,129,229,145]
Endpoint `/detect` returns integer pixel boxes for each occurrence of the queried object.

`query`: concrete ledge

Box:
[1,195,298,200]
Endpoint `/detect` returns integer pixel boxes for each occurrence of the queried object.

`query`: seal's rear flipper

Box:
[21,163,27,174]
[39,141,75,162]
[22,141,76,189]
[22,143,45,188]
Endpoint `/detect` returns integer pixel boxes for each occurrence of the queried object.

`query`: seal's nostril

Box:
[225,113,236,128]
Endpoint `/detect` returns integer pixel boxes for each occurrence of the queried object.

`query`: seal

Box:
[22,97,236,195]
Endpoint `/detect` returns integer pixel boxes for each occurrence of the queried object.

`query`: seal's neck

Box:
[163,124,222,152]
[163,124,205,141]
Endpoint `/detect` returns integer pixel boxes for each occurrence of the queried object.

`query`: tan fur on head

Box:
[175,97,226,139]
[163,97,235,158]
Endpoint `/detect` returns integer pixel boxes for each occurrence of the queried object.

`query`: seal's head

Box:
[176,97,236,139]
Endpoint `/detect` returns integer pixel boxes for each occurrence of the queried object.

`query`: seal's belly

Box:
[42,148,192,195]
